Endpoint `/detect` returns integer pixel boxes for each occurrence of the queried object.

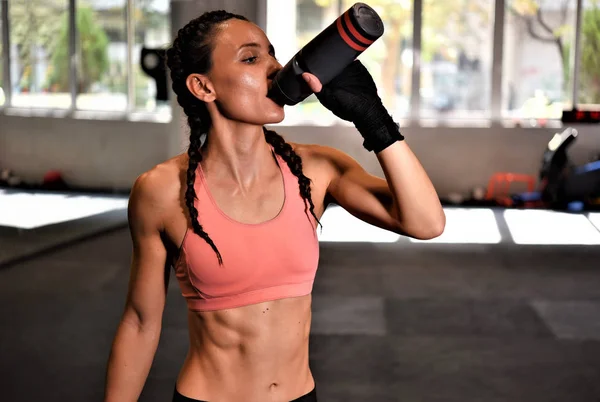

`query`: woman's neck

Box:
[200,121,275,191]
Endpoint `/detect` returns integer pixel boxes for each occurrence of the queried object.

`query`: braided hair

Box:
[166,10,321,265]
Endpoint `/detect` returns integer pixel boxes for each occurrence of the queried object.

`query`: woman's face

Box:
[200,19,284,125]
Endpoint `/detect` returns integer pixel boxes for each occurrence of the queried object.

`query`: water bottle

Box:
[267,2,384,106]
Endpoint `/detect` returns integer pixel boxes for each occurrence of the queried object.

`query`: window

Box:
[267,0,340,125]
[2,0,171,120]
[267,0,413,126]
[421,0,494,119]
[133,0,171,114]
[76,0,127,112]
[578,0,600,106]
[503,0,577,121]
[9,0,70,109]
[0,4,4,107]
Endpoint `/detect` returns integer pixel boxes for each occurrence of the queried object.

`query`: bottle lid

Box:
[351,3,384,39]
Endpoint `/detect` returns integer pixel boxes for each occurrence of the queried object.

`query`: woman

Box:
[104,9,445,402]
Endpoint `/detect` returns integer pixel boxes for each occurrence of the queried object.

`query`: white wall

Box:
[276,124,600,197]
[1,111,599,197]
[0,115,181,191]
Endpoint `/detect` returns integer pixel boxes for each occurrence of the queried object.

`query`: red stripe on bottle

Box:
[336,16,367,51]
[343,11,374,46]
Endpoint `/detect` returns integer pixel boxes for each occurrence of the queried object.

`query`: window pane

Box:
[267,0,412,126]
[9,0,70,109]
[0,7,4,107]
[133,0,171,116]
[421,0,494,120]
[503,0,576,121]
[578,0,600,106]
[267,0,340,125]
[76,0,127,111]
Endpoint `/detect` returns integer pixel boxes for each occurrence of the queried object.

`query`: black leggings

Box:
[173,387,317,402]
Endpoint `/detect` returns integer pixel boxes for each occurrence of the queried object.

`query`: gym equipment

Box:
[140,47,169,102]
[544,128,600,207]
[487,127,600,209]
[267,2,384,106]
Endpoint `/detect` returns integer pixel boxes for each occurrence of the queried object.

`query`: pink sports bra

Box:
[174,148,320,312]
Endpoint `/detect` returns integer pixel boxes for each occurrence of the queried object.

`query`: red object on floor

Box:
[42,170,68,190]
[485,172,537,207]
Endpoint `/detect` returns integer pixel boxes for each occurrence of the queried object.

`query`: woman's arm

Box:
[104,171,170,402]
[375,140,445,238]
[302,65,445,239]
[310,142,444,240]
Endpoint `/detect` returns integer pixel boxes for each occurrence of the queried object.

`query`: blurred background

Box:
[1,1,600,401]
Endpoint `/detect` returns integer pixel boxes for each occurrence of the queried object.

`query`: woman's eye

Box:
[243,56,258,63]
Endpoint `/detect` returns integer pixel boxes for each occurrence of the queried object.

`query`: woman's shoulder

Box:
[286,142,344,191]
[130,154,188,216]
[288,142,342,172]
[289,142,327,162]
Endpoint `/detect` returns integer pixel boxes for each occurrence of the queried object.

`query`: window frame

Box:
[0,0,171,123]
[1,0,11,109]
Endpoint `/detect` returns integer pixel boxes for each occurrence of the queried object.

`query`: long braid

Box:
[166,11,248,265]
[184,112,223,265]
[263,128,322,230]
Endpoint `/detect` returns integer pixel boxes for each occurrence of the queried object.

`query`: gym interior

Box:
[1,0,599,401]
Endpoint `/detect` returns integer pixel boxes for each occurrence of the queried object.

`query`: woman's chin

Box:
[264,109,285,125]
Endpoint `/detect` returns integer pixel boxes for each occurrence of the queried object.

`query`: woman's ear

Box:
[186,74,216,103]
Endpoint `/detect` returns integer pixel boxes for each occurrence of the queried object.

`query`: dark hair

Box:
[166,10,321,265]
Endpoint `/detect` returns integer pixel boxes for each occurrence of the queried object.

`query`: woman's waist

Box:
[177,344,313,402]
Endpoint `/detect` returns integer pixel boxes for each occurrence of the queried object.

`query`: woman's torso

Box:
[158,143,331,401]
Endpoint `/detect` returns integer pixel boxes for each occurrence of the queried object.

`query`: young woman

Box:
[104,10,445,402]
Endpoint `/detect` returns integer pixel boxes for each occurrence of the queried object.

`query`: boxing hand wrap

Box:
[315,60,404,153]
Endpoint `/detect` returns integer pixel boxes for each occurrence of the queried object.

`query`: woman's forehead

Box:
[214,19,270,51]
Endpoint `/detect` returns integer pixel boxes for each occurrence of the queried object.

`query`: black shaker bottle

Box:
[267,2,384,106]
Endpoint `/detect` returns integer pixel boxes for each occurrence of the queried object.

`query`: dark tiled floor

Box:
[1,221,600,401]
[0,208,128,268]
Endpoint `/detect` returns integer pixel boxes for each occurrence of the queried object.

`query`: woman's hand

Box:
[301,61,403,153]
[302,61,380,122]
[301,72,323,93]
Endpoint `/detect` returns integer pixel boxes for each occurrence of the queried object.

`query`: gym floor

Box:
[1,191,599,402]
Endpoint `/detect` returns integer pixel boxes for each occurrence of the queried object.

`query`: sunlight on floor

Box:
[0,190,128,229]
[410,208,502,244]
[588,213,600,232]
[317,205,400,243]
[504,209,600,245]
[2,189,600,246]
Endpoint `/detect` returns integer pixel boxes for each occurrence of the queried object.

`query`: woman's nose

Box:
[268,62,282,81]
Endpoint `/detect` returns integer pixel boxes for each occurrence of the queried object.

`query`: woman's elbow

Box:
[401,210,446,240]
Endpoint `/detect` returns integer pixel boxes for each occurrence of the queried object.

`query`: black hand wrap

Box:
[315,60,404,153]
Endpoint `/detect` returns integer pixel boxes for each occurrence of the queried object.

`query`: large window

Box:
[9,0,71,109]
[76,0,127,112]
[0,4,4,107]
[503,0,577,121]
[421,0,494,119]
[1,0,171,119]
